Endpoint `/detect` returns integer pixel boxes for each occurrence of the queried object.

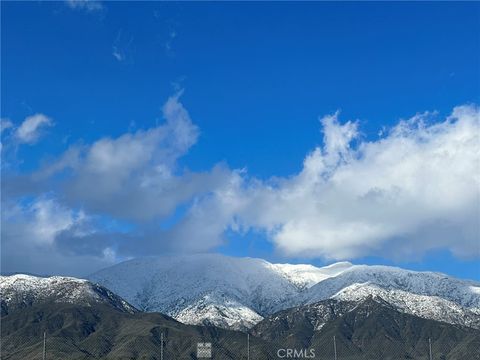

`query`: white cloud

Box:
[1,118,13,134]
[112,30,134,63]
[165,30,177,56]
[1,92,235,275]
[0,197,116,276]
[32,92,228,223]
[2,198,83,246]
[319,111,358,168]
[112,49,124,62]
[1,119,13,152]
[223,104,480,260]
[30,199,81,245]
[65,0,103,12]
[168,105,479,261]
[2,101,479,276]
[15,114,53,144]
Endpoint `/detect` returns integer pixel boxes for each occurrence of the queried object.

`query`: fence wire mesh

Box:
[1,327,479,360]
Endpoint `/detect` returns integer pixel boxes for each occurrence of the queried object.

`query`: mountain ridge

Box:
[88,253,341,330]
[252,296,480,360]
[88,253,480,331]
[2,289,479,360]
[0,273,137,316]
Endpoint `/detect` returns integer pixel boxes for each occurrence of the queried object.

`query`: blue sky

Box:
[1,1,479,280]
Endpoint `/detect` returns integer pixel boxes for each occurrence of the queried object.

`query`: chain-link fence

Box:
[2,328,479,360]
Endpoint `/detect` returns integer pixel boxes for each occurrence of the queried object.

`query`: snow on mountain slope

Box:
[0,274,136,314]
[88,254,480,331]
[89,254,345,330]
[175,294,264,330]
[272,261,353,289]
[302,265,480,329]
[333,284,480,329]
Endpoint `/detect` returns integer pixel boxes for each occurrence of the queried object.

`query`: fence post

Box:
[42,331,46,360]
[429,338,432,360]
[333,335,337,360]
[247,333,250,360]
[160,332,164,360]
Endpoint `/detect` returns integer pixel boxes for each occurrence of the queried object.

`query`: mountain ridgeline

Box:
[89,254,480,331]
[2,254,479,359]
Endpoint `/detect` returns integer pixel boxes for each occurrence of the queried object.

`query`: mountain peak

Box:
[0,274,137,315]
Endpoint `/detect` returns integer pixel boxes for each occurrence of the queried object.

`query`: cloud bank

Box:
[234,106,479,260]
[1,94,479,275]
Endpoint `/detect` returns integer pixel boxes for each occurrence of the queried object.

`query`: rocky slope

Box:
[252,296,480,360]
[2,295,478,360]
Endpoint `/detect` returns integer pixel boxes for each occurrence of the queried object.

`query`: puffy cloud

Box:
[1,197,85,248]
[319,112,358,169]
[32,92,219,222]
[0,197,116,276]
[1,92,232,275]
[224,105,480,260]
[2,100,479,276]
[14,114,53,144]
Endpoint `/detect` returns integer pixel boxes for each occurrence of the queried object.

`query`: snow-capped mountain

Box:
[0,274,136,315]
[251,296,480,360]
[88,254,346,329]
[88,254,480,331]
[302,265,480,329]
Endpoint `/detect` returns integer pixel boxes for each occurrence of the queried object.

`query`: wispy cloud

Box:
[165,30,177,57]
[112,30,134,63]
[1,118,13,134]
[112,49,124,62]
[152,9,179,57]
[65,0,104,12]
[14,114,53,145]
